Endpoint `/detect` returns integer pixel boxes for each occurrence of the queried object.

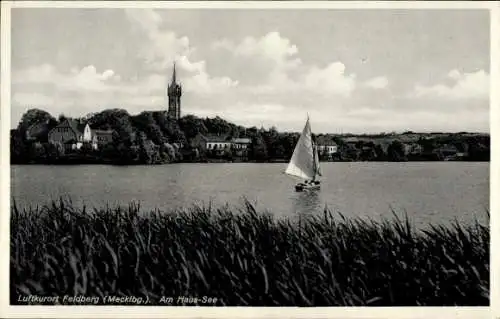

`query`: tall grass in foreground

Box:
[11,199,489,306]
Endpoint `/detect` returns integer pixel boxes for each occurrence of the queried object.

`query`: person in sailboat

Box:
[303,179,319,186]
[307,179,320,186]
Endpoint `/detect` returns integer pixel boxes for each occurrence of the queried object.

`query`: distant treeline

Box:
[10,108,490,165]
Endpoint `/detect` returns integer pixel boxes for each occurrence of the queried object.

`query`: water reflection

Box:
[11,163,489,227]
[290,190,323,221]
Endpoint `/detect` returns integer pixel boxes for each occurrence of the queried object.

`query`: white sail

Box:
[285,117,321,180]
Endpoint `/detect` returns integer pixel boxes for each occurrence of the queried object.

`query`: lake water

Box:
[10,162,489,227]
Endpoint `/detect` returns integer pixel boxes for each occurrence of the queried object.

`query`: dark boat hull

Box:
[295,183,321,192]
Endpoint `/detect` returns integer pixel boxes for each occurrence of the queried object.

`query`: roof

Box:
[76,122,87,133]
[232,138,251,144]
[204,134,231,143]
[68,119,87,133]
[93,129,114,135]
[63,138,78,144]
[315,135,337,146]
[343,137,359,143]
[437,144,459,151]
[53,119,88,135]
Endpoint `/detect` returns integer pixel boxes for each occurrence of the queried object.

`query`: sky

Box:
[11,8,490,133]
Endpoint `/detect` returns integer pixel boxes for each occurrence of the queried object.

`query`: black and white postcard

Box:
[1,1,498,319]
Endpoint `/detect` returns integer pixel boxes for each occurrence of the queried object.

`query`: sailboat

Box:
[285,116,322,192]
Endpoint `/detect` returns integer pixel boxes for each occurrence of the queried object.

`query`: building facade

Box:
[92,129,114,148]
[232,138,252,149]
[48,119,93,149]
[167,62,182,120]
[47,119,117,151]
[205,135,233,150]
[316,135,338,156]
[190,133,252,155]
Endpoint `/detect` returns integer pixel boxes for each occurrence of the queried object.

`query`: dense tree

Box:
[10,130,28,163]
[89,109,131,131]
[178,115,208,139]
[17,109,56,137]
[387,140,406,162]
[279,133,299,159]
[113,118,136,146]
[100,143,117,161]
[45,142,65,160]
[204,116,234,135]
[418,137,437,153]
[79,142,94,155]
[250,135,268,161]
[10,108,491,164]
[147,124,166,145]
[359,142,377,161]
[139,139,155,164]
[163,143,176,161]
[466,136,490,161]
[29,142,46,160]
[374,144,386,161]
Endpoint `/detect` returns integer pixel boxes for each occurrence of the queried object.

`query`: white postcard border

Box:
[1,1,498,318]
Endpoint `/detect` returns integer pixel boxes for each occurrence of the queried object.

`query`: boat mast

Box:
[310,115,318,182]
[311,116,321,182]
[312,143,317,182]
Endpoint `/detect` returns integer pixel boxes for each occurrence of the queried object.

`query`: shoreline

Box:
[10,158,491,166]
[11,110,490,166]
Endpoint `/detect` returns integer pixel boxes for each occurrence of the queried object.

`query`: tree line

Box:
[10,108,490,165]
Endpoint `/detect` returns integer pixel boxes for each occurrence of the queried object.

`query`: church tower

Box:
[167,62,182,120]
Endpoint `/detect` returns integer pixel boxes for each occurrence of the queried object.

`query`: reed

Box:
[10,199,489,306]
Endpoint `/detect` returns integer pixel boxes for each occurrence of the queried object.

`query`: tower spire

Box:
[172,61,176,85]
[167,60,181,121]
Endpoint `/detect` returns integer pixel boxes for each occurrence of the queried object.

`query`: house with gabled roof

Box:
[433,143,460,160]
[231,137,252,150]
[343,136,359,144]
[91,129,114,148]
[316,135,338,156]
[187,133,229,150]
[190,133,248,157]
[48,119,95,151]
